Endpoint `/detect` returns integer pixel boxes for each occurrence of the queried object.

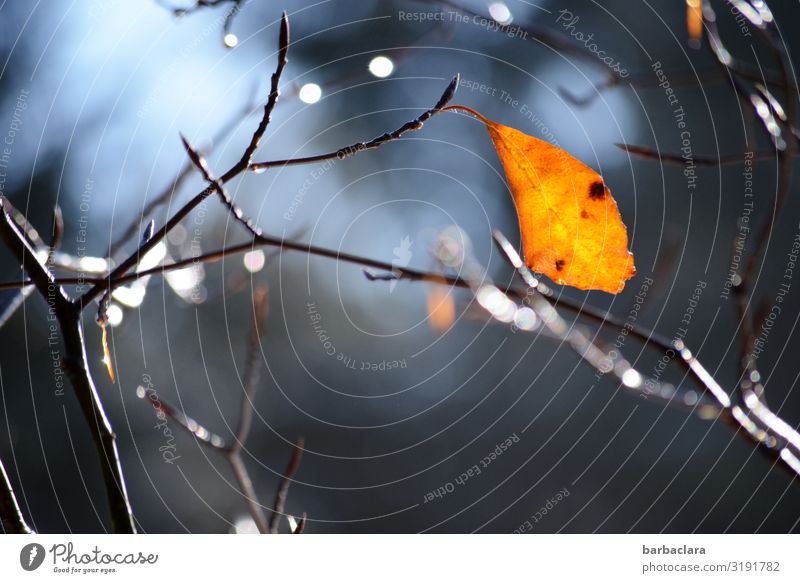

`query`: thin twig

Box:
[109,86,263,258]
[231,286,269,453]
[490,231,800,480]
[269,438,304,533]
[180,134,262,238]
[0,228,701,379]
[138,386,228,448]
[615,142,789,166]
[559,58,784,109]
[78,13,290,307]
[239,12,289,167]
[81,19,457,308]
[433,0,621,75]
[138,285,302,534]
[228,452,268,533]
[249,74,460,171]
[226,283,272,534]
[703,1,796,405]
[605,1,800,480]
[491,232,728,413]
[108,162,194,259]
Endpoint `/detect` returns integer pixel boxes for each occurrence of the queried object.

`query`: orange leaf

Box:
[446,105,635,294]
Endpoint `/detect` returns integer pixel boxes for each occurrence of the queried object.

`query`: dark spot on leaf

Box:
[589,181,606,200]
[581,210,589,219]
[555,259,566,271]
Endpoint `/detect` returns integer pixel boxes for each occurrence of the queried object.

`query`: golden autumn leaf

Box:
[445,105,635,294]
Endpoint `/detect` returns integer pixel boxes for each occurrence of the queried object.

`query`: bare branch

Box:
[81,12,455,310]
[231,286,269,451]
[138,360,268,534]
[435,0,619,75]
[138,285,287,534]
[180,134,262,238]
[110,86,264,258]
[76,14,291,306]
[0,225,691,374]
[227,452,269,534]
[490,230,800,482]
[489,231,729,411]
[249,74,460,171]
[701,1,797,403]
[239,12,289,167]
[0,198,136,533]
[615,142,788,166]
[138,387,229,449]
[269,438,304,533]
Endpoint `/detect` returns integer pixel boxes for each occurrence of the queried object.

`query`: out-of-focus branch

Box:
[0,198,136,533]
[0,456,32,534]
[0,224,705,390]
[109,161,194,259]
[488,230,800,482]
[139,286,305,533]
[618,1,797,411]
[156,0,244,48]
[440,0,779,109]
[701,1,797,404]
[593,1,800,482]
[559,57,784,109]
[269,438,304,533]
[495,232,728,413]
[231,286,268,452]
[615,142,794,166]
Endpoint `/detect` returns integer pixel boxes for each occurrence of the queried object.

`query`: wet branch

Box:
[78,12,291,308]
[0,227,699,388]
[248,74,459,171]
[80,12,458,308]
[0,198,136,533]
[581,1,800,480]
[138,286,305,533]
[488,231,800,481]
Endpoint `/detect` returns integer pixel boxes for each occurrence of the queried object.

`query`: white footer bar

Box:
[0,534,796,582]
